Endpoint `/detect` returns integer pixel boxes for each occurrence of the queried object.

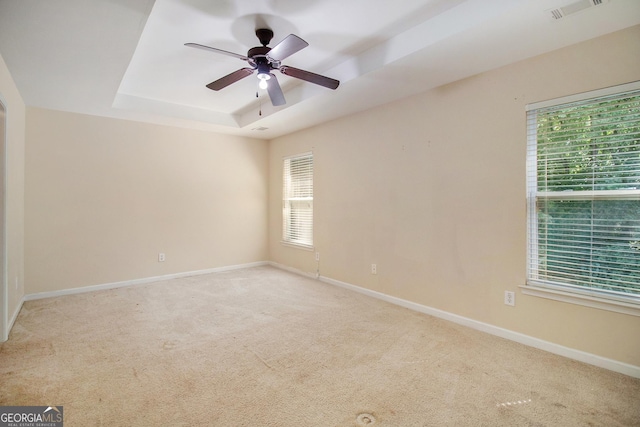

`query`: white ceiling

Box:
[1,0,639,140]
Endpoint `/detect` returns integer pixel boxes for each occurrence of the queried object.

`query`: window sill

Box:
[280,241,314,251]
[520,284,640,317]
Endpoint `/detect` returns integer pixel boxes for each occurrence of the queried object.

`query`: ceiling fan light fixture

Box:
[256,60,271,89]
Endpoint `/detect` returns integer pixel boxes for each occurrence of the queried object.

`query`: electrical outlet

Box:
[315,252,320,261]
[158,253,166,262]
[371,264,377,275]
[504,291,515,306]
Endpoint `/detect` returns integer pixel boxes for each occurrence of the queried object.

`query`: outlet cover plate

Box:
[504,290,515,306]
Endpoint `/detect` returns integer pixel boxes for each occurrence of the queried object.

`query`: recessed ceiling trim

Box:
[112,93,241,128]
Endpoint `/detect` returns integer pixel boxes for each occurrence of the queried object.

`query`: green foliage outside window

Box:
[533,93,640,296]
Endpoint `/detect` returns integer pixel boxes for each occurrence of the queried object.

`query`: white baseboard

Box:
[24,261,269,301]
[8,297,23,330]
[268,263,640,379]
[2,296,24,342]
[267,261,318,279]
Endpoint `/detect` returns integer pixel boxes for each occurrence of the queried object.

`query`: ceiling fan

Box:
[185,28,340,107]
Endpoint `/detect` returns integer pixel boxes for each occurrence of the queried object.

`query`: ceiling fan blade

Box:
[267,34,309,62]
[279,66,340,90]
[266,74,286,106]
[206,68,255,91]
[185,43,249,61]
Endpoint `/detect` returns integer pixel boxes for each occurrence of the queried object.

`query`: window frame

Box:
[524,81,640,316]
[281,151,314,250]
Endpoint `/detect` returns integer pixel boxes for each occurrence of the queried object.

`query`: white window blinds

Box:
[526,83,640,302]
[283,152,313,247]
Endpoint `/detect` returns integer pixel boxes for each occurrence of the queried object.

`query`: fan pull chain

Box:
[257,91,262,116]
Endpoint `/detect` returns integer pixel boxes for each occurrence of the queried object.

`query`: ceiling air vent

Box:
[550,8,564,19]
[547,0,609,20]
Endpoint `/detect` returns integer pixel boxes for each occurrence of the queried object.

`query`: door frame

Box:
[0,95,7,342]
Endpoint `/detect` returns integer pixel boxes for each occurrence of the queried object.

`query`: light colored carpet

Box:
[1,266,639,426]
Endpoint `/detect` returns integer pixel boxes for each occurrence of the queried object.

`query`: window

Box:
[526,82,640,312]
[282,152,313,248]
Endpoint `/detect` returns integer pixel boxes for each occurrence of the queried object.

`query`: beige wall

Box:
[269,26,640,366]
[0,52,26,338]
[26,108,268,293]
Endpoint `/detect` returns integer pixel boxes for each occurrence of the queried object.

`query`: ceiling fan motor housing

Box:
[247,46,271,58]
